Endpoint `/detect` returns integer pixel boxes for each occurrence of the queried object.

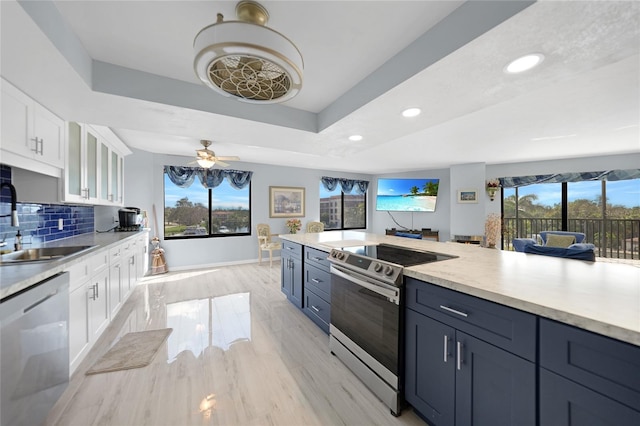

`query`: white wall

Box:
[449,163,488,240]
[124,150,371,269]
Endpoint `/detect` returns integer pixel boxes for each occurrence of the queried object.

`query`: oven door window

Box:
[331,273,399,375]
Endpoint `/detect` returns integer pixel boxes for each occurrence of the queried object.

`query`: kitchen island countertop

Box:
[0,230,149,300]
[280,230,640,346]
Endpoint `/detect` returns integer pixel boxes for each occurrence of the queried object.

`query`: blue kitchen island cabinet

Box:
[539,319,640,425]
[281,241,303,308]
[404,277,536,426]
[302,246,331,333]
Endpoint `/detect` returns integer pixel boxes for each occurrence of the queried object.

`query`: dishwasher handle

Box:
[24,290,59,314]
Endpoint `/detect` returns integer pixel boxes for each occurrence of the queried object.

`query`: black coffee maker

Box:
[118,207,140,231]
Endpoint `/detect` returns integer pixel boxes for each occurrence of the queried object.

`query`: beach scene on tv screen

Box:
[376,178,439,212]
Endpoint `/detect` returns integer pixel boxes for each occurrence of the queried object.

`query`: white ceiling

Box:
[1,0,639,174]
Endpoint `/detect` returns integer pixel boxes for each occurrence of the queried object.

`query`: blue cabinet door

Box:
[281,255,292,298]
[540,368,640,426]
[455,332,536,426]
[405,308,455,426]
[290,255,303,308]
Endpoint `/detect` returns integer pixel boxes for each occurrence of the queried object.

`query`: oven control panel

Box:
[328,248,403,285]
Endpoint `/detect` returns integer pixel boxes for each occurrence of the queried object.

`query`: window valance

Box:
[499,169,640,188]
[164,166,253,189]
[320,176,369,194]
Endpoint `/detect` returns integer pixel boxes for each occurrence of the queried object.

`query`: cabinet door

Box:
[85,128,99,202]
[89,268,110,341]
[281,255,292,298]
[540,368,640,426]
[65,121,85,202]
[289,255,303,308]
[100,141,109,201]
[455,332,536,426]
[1,80,32,156]
[32,103,64,168]
[110,150,119,204]
[109,247,123,319]
[405,309,456,426]
[69,281,90,369]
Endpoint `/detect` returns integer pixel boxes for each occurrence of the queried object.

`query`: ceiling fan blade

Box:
[215,160,230,167]
[216,156,240,161]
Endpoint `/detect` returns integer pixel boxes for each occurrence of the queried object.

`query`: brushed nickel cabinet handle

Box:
[457,341,463,371]
[444,335,448,363]
[440,305,469,318]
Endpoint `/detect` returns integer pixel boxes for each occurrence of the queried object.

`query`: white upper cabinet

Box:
[1,78,64,176]
[63,122,130,206]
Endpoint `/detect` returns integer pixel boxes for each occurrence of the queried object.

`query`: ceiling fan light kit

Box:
[193,0,304,104]
[194,140,240,168]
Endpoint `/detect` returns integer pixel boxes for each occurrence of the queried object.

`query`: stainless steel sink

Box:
[0,245,95,265]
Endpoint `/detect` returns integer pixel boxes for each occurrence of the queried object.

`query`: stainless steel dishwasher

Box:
[1,272,70,426]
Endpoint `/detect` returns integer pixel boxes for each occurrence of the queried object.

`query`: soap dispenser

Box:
[14,230,22,251]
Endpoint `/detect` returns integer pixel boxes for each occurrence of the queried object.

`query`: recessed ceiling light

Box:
[504,53,544,74]
[348,135,363,141]
[402,108,421,118]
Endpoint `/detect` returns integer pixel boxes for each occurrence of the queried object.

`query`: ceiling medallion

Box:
[193,1,304,104]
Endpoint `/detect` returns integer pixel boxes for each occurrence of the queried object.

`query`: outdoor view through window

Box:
[503,178,640,259]
[319,183,366,230]
[164,173,250,238]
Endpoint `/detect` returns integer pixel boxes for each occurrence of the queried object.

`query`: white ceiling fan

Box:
[192,140,240,168]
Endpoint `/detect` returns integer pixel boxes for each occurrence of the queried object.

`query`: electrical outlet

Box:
[58,218,64,230]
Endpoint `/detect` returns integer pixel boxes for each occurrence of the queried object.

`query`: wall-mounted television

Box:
[376,178,440,212]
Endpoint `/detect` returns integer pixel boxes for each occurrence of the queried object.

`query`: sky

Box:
[508,179,640,208]
[164,174,249,209]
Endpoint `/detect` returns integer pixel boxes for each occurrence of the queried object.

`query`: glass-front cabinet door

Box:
[100,142,109,202]
[66,121,83,200]
[85,129,98,202]
[111,151,119,204]
[63,122,127,206]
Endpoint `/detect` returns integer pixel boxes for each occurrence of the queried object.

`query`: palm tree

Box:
[410,186,419,195]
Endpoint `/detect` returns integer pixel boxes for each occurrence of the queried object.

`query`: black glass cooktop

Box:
[342,244,456,267]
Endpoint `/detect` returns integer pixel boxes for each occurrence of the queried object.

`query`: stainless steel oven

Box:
[328,244,456,417]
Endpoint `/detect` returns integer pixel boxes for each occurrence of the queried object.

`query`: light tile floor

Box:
[48,263,426,426]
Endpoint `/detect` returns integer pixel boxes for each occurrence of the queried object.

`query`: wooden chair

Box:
[306,221,324,233]
[257,223,282,267]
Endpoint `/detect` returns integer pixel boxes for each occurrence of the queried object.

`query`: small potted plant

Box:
[486,179,501,201]
[285,218,302,234]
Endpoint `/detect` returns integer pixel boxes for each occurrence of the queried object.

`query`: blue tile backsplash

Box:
[0,165,94,245]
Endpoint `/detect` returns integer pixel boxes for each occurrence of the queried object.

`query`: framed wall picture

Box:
[269,186,305,217]
[457,188,478,204]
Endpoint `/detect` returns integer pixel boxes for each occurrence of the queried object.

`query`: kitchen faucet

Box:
[0,182,19,227]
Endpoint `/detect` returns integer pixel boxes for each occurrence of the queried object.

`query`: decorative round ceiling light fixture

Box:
[194,0,304,104]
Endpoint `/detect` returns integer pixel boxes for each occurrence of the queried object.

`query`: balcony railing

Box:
[502,218,640,259]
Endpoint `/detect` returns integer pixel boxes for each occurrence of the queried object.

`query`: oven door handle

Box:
[330,265,400,305]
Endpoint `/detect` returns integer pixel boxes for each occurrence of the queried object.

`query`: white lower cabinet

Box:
[88,268,110,342]
[109,245,123,319]
[68,275,90,373]
[67,232,149,374]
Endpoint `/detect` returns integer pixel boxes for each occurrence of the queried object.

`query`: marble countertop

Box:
[280,231,640,346]
[0,230,150,300]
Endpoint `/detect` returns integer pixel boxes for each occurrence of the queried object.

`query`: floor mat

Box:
[86,328,172,375]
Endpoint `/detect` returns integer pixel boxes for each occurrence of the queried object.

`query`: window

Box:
[164,172,250,238]
[503,177,640,259]
[319,183,366,230]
